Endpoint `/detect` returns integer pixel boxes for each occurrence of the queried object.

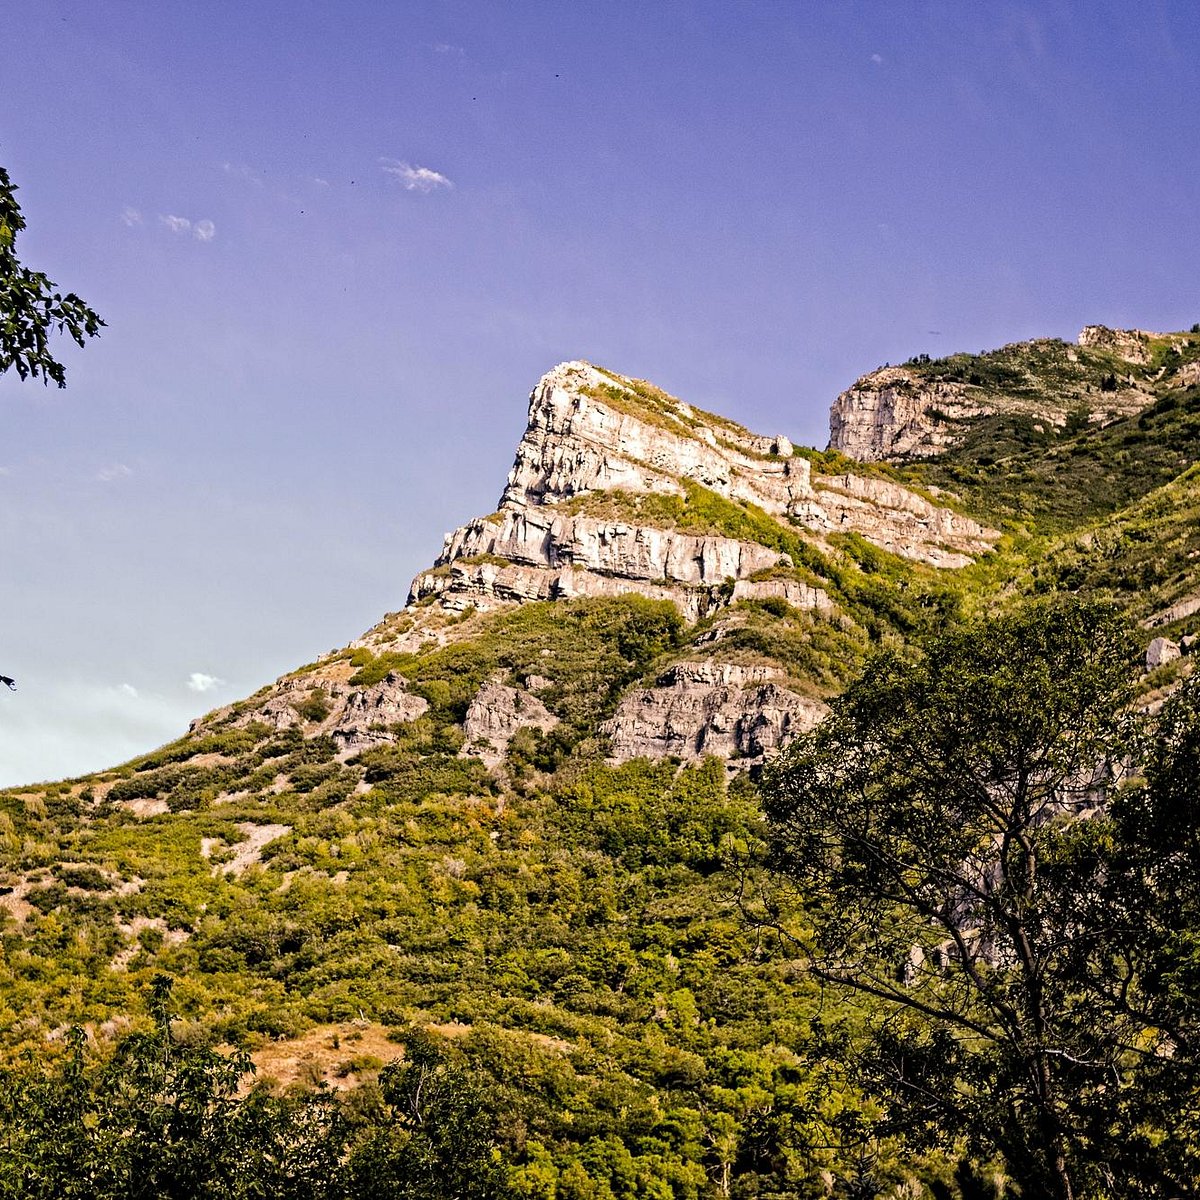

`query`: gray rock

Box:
[1146,636,1181,671]
[414,360,999,621]
[462,678,558,768]
[601,661,826,764]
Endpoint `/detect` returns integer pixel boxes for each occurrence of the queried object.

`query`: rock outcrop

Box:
[212,359,1001,769]
[827,368,989,461]
[1077,325,1160,365]
[230,672,429,755]
[462,678,558,768]
[828,330,1161,462]
[414,361,996,621]
[1146,636,1181,672]
[602,662,826,763]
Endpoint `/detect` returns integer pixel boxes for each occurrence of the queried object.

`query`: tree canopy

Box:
[0,165,104,387]
[0,976,513,1199]
[762,598,1199,1198]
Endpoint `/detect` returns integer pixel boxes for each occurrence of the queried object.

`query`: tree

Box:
[346,1028,511,1200]
[0,165,104,387]
[1090,674,1200,1190]
[0,979,518,1199]
[0,975,347,1199]
[761,599,1151,1199]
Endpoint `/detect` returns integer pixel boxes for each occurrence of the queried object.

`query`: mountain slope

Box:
[2,338,1200,1195]
[829,323,1200,465]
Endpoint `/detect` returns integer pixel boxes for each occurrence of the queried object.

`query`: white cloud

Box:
[122,207,143,226]
[187,672,225,694]
[96,464,132,483]
[118,683,139,699]
[160,214,216,241]
[432,42,464,55]
[871,53,884,64]
[380,159,454,193]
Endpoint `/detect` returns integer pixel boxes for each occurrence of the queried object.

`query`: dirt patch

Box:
[122,797,169,818]
[214,823,291,877]
[250,1022,402,1091]
[109,916,189,971]
[0,882,33,923]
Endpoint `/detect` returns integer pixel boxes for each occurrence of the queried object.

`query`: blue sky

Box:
[2,0,1198,784]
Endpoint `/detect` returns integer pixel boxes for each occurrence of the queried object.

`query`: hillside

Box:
[2,337,1199,1195]
[829,323,1200,466]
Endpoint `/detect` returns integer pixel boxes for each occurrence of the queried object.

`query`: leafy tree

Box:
[0,164,104,387]
[346,1028,511,1200]
[0,975,347,1199]
[1088,675,1200,1191]
[761,599,1147,1199]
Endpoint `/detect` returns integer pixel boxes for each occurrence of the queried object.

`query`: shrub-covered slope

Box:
[2,339,1200,1196]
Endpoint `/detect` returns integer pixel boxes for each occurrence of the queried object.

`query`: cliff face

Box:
[412,360,995,621]
[210,336,1200,774]
[827,328,1172,462]
[203,360,997,768]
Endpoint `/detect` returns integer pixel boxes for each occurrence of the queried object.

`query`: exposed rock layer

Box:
[213,360,1002,769]
[602,662,826,763]
[462,678,558,768]
[416,361,996,621]
[828,329,1160,462]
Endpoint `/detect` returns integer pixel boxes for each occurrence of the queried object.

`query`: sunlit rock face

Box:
[602,661,827,765]
[212,360,998,767]
[419,359,996,617]
[828,327,1164,463]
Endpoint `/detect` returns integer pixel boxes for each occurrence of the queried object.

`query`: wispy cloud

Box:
[380,159,454,193]
[159,214,217,241]
[870,53,884,64]
[96,464,132,483]
[118,683,139,699]
[221,161,264,186]
[187,672,225,694]
[121,207,143,226]
[432,42,464,56]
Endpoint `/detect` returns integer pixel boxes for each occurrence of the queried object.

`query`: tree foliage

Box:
[0,165,104,387]
[0,977,515,1199]
[762,598,1200,1198]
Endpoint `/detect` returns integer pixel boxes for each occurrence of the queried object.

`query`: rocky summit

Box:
[202,359,1000,768]
[827,324,1195,461]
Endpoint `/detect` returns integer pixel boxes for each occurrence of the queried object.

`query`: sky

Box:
[1,0,1198,785]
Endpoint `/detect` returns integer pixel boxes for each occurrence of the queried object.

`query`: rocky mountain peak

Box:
[409,361,995,623]
[1077,324,1164,364]
[198,361,998,768]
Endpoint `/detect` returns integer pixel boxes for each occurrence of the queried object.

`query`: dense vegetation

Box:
[763,599,1200,1197]
[903,381,1200,531]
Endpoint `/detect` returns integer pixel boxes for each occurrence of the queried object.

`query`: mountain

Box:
[2,331,1198,1194]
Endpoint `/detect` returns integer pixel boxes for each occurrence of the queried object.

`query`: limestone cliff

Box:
[828,329,1167,462]
[602,662,825,763]
[413,360,995,622]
